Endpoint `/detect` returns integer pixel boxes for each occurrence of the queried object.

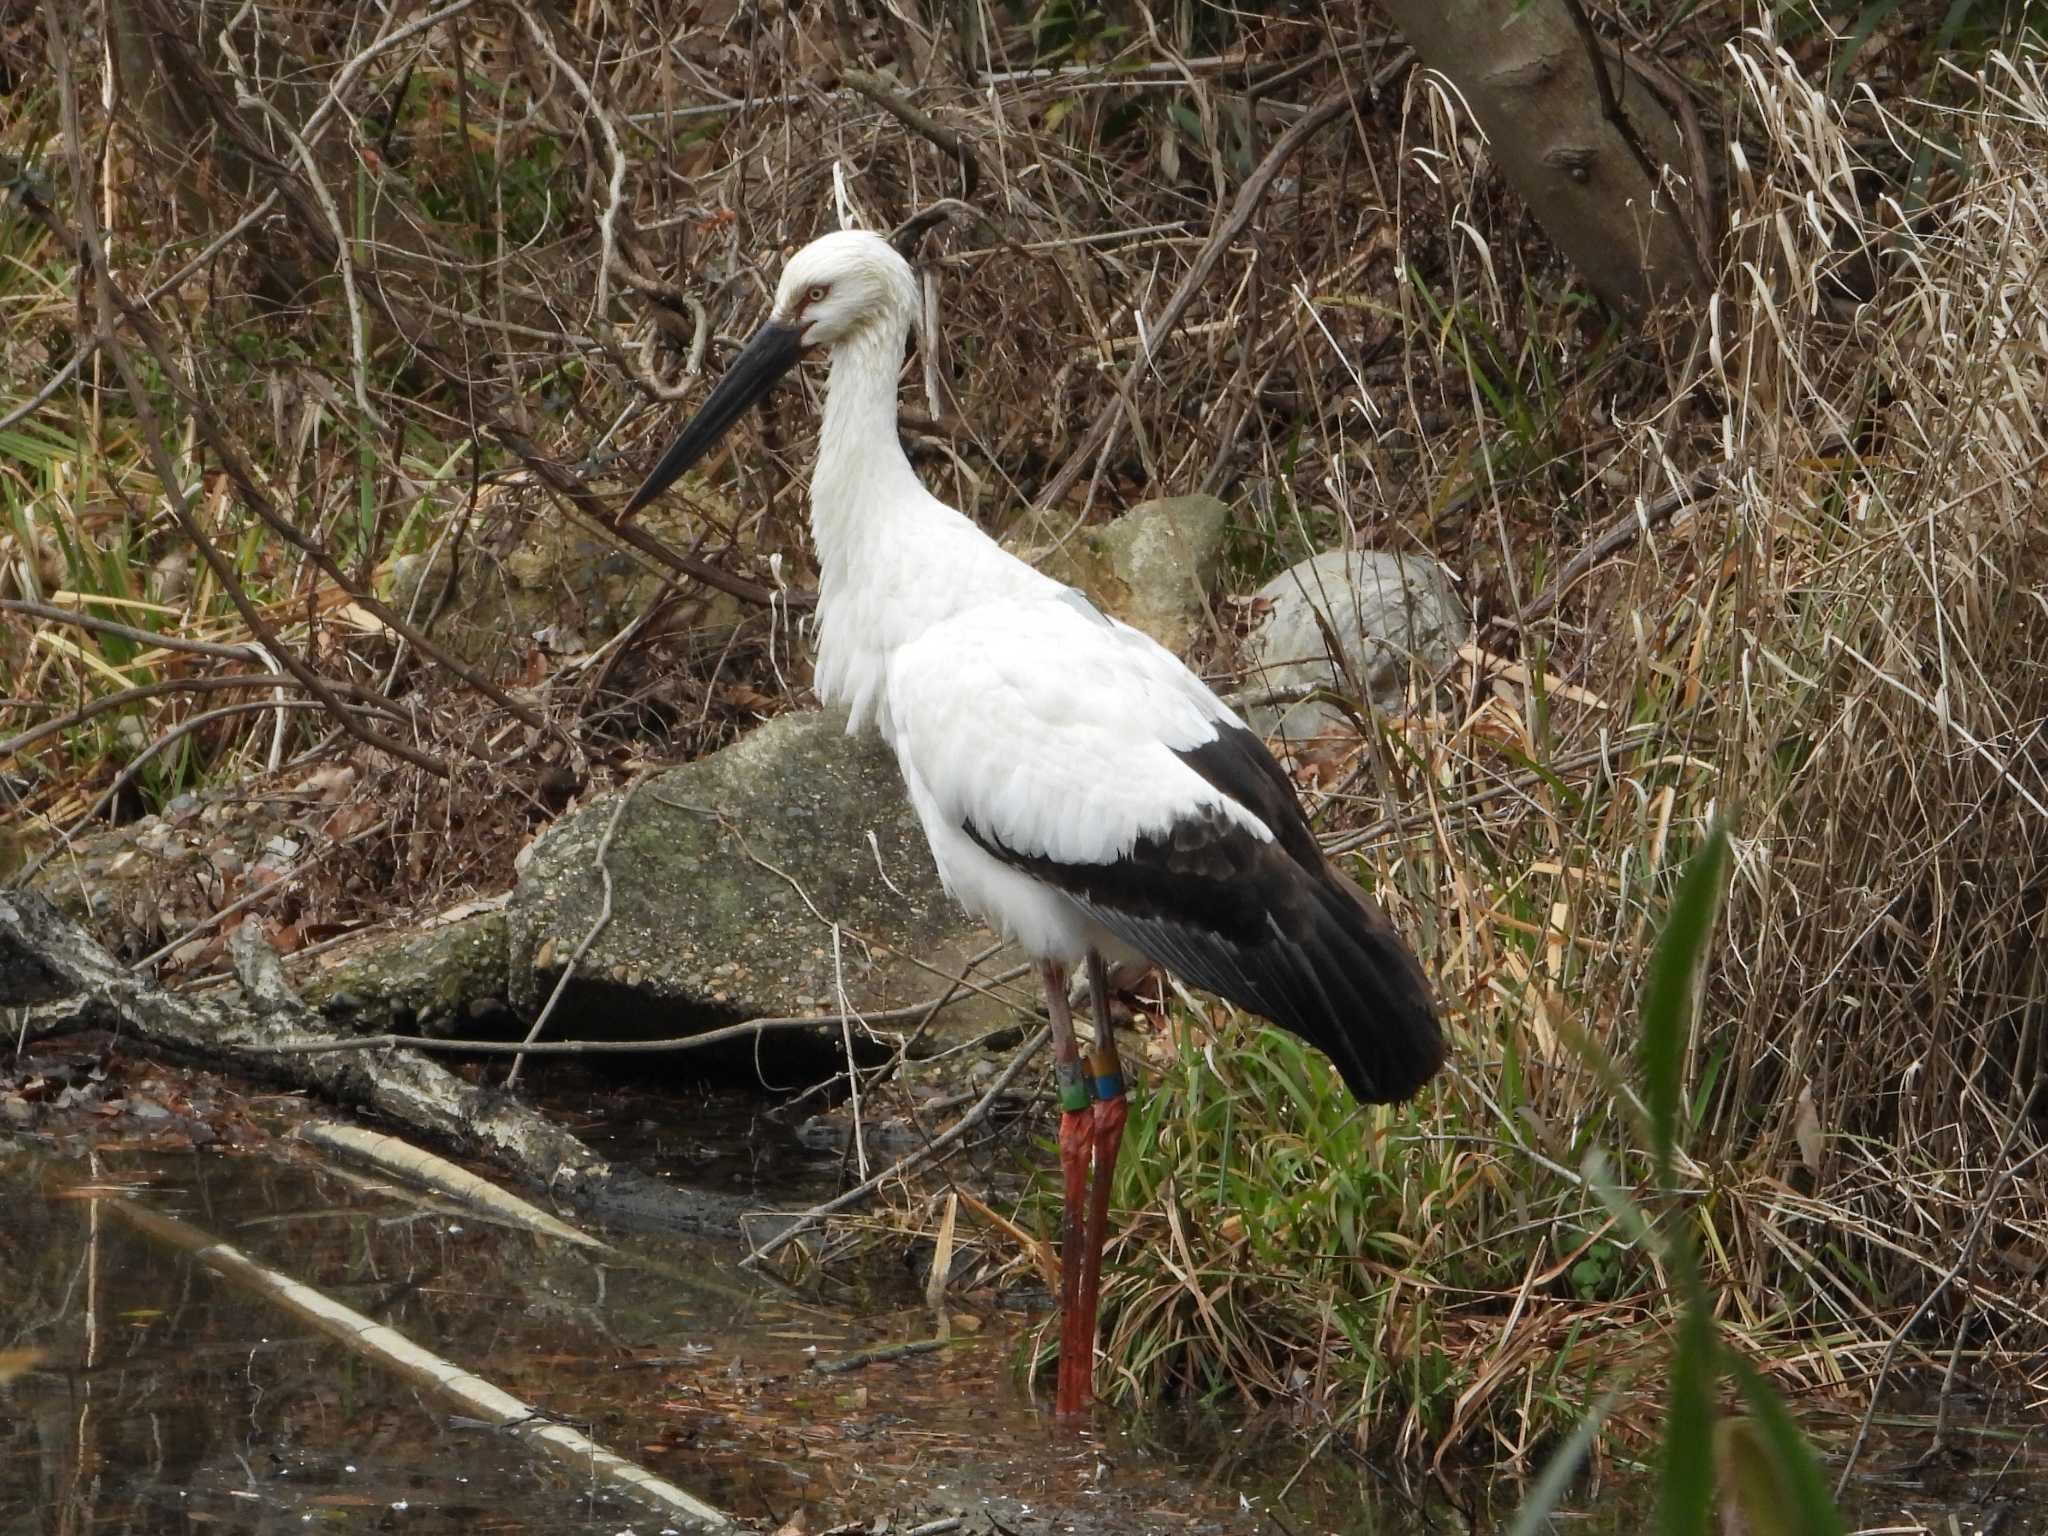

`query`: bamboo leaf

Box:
[1723,1351,1849,1536]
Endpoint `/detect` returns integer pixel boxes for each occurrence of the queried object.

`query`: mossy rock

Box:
[298,910,512,1036]
[1007,494,1230,654]
[505,710,1021,1068]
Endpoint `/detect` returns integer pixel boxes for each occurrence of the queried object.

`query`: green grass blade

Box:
[1506,1387,1619,1536]
[1655,1295,1720,1536]
[1640,824,1731,1183]
[1722,1350,1849,1536]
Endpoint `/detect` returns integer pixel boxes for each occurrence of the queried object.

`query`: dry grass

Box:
[989,35,2048,1467]
[4,0,2047,1470]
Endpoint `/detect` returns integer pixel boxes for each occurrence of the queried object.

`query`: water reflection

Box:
[3,1086,2040,1535]
[0,1097,1433,1536]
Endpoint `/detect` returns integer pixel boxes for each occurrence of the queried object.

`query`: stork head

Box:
[774,229,921,349]
[622,230,918,516]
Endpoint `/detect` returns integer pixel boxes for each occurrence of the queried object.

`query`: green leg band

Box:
[1057,1059,1093,1113]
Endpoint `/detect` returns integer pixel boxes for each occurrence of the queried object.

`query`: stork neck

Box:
[811,319,922,548]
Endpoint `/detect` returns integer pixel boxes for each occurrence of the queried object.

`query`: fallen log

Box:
[0,889,754,1237]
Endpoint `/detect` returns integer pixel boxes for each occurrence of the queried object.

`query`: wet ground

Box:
[3,1041,2044,1535]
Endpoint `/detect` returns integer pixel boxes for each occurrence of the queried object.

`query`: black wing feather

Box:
[965,721,1443,1105]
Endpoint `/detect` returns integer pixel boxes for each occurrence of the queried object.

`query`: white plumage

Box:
[891,598,1263,961]
[623,228,1442,1415]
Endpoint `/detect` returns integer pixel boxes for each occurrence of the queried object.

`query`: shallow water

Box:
[2,1057,2043,1534]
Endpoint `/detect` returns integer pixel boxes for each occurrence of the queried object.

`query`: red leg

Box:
[1039,962,1095,1418]
[1056,1099,1094,1415]
[1074,954,1128,1411]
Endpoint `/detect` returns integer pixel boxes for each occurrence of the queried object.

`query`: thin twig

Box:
[514,2,626,327]
[0,672,404,767]
[742,1024,1050,1269]
[1495,465,1727,630]
[1555,0,1711,294]
[0,598,269,664]
[218,3,385,430]
[1035,63,1406,510]
[841,70,981,197]
[832,923,869,1182]
[507,777,644,1087]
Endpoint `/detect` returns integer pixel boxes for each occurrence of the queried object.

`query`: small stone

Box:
[1241,549,1469,740]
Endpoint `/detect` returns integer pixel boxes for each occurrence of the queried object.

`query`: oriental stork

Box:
[623,229,1443,1416]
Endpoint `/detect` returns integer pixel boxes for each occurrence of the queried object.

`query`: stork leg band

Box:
[1057,1058,1094,1113]
[1087,1046,1125,1103]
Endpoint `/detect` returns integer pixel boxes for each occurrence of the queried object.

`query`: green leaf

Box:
[1717,1421,1803,1536]
[1722,1352,1849,1536]
[1640,824,1732,1184]
[1655,1296,1720,1536]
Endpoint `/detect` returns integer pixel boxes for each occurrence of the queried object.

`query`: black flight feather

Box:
[964,721,1443,1105]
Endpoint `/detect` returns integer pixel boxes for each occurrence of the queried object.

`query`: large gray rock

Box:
[1242,550,1468,740]
[1008,494,1231,654]
[506,709,1015,1056]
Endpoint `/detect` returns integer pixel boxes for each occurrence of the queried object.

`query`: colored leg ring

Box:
[1057,1058,1093,1113]
[1086,1046,1125,1103]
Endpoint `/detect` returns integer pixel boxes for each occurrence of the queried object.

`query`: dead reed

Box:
[4,0,2046,1467]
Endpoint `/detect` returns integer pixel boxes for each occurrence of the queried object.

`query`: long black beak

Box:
[621,321,805,517]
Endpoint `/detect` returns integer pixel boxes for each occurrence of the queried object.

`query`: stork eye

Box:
[805,284,829,304]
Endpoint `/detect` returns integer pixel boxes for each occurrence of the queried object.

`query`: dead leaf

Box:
[1794,1083,1826,1174]
[332,603,390,635]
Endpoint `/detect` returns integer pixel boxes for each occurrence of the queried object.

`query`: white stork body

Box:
[892,597,1249,966]
[800,286,1263,970]
[623,229,1443,1415]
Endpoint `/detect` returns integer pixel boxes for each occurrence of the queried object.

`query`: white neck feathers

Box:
[809,317,925,565]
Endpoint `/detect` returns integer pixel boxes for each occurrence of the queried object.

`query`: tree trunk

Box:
[1375,0,1705,316]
